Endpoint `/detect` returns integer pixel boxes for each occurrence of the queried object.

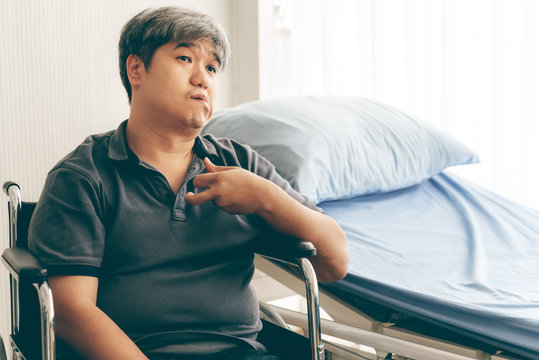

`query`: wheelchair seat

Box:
[1,181,325,360]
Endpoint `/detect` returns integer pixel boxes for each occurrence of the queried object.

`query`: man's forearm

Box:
[49,276,148,360]
[257,180,349,282]
[55,301,149,360]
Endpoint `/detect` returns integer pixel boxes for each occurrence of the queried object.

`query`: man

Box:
[28,6,348,360]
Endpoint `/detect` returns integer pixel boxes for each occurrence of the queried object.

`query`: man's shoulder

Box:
[200,133,252,151]
[199,134,259,167]
[51,128,117,177]
[198,133,278,176]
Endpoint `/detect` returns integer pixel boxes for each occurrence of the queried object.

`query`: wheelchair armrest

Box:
[2,247,48,284]
[253,233,316,263]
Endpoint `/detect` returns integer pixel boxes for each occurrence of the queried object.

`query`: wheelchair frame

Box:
[1,181,324,360]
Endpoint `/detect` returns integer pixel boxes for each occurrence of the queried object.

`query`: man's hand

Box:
[185,157,349,282]
[185,157,272,214]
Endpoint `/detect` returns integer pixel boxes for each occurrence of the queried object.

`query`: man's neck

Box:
[125,113,197,166]
[126,114,199,194]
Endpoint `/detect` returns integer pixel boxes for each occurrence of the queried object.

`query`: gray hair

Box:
[118,6,230,103]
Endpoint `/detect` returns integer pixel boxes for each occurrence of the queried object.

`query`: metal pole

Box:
[35,282,55,360]
[296,258,324,360]
[5,183,21,336]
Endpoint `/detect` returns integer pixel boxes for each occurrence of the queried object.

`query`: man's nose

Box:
[191,65,210,88]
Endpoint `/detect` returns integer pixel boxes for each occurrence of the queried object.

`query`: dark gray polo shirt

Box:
[28,120,320,357]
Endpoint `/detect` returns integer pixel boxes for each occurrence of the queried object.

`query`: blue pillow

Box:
[202,96,479,203]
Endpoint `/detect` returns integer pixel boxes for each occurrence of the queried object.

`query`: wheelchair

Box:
[1,181,325,360]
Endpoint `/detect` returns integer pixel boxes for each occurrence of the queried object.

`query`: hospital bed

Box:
[202,96,539,360]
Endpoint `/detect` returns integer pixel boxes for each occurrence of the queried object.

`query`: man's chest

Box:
[100,178,259,272]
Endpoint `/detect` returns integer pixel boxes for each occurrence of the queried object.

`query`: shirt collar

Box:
[108,120,221,164]
[108,120,130,161]
[193,135,222,165]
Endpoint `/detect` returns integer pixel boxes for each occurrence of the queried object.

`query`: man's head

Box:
[118,6,230,103]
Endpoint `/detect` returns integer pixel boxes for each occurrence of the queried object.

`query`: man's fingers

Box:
[185,190,215,206]
[193,159,235,188]
[204,157,215,173]
[204,157,230,173]
[187,159,239,207]
[191,173,215,188]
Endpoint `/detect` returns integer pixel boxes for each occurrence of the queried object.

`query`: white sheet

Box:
[319,171,539,357]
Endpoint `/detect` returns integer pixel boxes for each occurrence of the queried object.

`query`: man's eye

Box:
[177,56,190,62]
[207,65,217,73]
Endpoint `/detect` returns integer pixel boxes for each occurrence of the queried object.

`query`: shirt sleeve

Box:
[251,152,323,213]
[215,137,323,213]
[28,166,106,276]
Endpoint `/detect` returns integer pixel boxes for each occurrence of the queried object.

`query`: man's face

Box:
[134,38,220,134]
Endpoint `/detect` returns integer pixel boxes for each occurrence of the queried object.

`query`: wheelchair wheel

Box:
[0,336,7,360]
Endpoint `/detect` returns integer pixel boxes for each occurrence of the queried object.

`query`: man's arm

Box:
[49,276,149,360]
[185,158,349,282]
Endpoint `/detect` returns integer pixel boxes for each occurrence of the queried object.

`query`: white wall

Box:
[230,0,260,105]
[256,0,539,210]
[0,0,261,355]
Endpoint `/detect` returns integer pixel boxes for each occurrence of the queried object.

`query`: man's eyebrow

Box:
[175,42,222,68]
[175,42,196,49]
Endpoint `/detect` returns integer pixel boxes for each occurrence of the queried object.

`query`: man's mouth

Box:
[191,93,208,102]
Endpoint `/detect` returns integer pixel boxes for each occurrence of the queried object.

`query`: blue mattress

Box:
[318,171,539,359]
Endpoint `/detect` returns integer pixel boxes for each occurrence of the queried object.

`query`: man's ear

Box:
[126,54,144,88]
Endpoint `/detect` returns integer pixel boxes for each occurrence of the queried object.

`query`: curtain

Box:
[259,0,539,209]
